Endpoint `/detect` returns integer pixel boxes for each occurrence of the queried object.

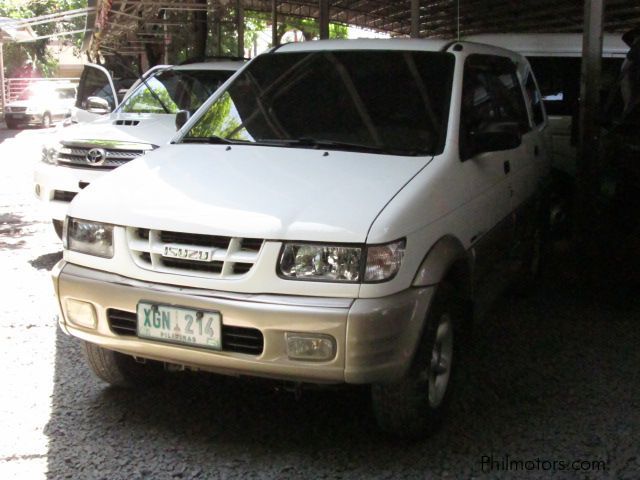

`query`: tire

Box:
[42,113,52,129]
[52,219,64,240]
[371,283,461,439]
[82,341,164,388]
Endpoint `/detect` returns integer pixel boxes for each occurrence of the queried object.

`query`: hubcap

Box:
[428,313,454,408]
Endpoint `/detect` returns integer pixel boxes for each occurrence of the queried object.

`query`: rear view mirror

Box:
[175,110,190,131]
[86,96,111,114]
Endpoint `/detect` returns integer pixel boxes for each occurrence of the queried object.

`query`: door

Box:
[72,64,118,124]
[459,54,530,294]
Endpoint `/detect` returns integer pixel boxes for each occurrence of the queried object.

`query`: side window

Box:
[459,54,528,159]
[524,70,545,126]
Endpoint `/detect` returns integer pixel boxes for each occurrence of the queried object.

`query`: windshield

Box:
[18,86,68,101]
[117,69,235,114]
[184,50,454,155]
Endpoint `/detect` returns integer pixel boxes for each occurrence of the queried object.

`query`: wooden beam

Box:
[410,0,420,38]
[319,0,329,39]
[575,0,604,240]
[0,42,5,115]
[237,0,245,57]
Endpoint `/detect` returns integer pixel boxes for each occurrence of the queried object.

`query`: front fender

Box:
[412,235,470,288]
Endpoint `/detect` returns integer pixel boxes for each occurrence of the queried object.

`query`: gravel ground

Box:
[1,123,639,479]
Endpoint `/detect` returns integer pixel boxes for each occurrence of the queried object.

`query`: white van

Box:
[53,39,551,437]
[36,60,244,237]
[466,33,627,177]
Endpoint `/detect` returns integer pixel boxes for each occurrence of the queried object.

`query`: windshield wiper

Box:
[181,135,240,144]
[261,138,428,156]
[109,51,171,114]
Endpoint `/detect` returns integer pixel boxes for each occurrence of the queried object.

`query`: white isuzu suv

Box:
[36,60,243,238]
[52,39,551,437]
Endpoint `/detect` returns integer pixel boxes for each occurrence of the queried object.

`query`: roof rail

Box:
[178,55,248,65]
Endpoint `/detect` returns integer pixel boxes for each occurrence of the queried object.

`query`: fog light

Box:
[286,333,336,361]
[65,299,97,329]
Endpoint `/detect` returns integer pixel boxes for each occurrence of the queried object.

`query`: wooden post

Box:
[237,0,244,58]
[271,0,278,47]
[0,42,5,115]
[575,0,604,239]
[319,0,329,40]
[411,0,420,38]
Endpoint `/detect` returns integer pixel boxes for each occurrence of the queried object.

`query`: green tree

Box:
[1,0,86,77]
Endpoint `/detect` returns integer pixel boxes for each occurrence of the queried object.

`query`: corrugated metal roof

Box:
[88,0,640,55]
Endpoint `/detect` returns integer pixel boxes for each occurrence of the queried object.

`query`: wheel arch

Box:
[412,234,472,300]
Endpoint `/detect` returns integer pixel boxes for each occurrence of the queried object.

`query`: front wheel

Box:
[371,284,460,439]
[82,341,164,388]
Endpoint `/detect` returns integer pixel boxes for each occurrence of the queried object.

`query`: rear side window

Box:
[524,70,545,125]
[459,54,530,159]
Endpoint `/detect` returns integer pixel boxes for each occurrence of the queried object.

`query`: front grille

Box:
[127,228,263,279]
[9,107,27,113]
[160,231,230,249]
[56,142,152,169]
[107,309,137,335]
[106,309,264,355]
[53,190,77,202]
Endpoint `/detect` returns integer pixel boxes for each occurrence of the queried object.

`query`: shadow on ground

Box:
[29,251,63,271]
[0,213,36,250]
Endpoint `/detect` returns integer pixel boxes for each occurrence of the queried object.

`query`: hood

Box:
[59,112,178,147]
[69,144,431,243]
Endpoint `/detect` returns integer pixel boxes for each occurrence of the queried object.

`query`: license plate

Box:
[136,302,222,350]
[12,114,25,119]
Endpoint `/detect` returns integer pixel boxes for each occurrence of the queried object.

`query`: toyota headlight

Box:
[278,239,405,283]
[64,217,114,258]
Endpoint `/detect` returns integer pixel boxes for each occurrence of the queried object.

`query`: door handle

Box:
[503,160,511,175]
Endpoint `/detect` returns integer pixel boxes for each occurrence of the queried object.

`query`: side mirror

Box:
[86,96,111,114]
[469,122,521,156]
[175,110,190,131]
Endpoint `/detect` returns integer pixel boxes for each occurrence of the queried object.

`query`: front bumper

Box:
[53,261,435,384]
[34,163,106,222]
[5,112,42,125]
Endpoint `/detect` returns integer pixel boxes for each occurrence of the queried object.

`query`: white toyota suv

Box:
[36,60,243,238]
[52,39,550,438]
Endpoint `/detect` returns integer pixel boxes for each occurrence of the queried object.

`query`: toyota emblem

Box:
[86,148,107,165]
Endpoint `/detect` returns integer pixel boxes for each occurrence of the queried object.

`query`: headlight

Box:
[278,239,405,283]
[41,142,61,164]
[65,217,114,258]
[279,243,362,282]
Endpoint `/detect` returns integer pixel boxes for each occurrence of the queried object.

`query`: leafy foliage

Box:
[1,0,86,77]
